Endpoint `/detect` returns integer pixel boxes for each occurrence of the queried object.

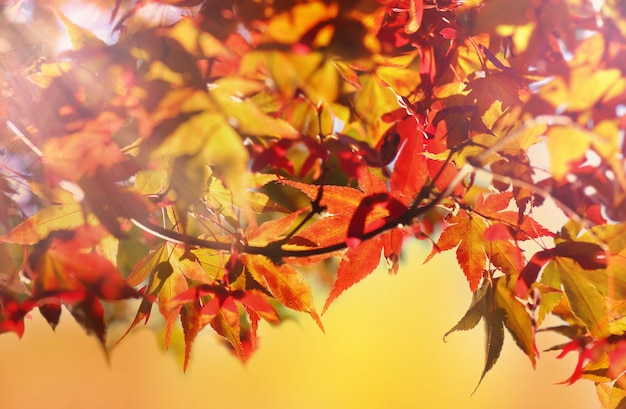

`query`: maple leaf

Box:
[0,293,36,338]
[68,294,108,348]
[246,208,309,247]
[443,281,503,390]
[52,7,107,51]
[164,284,279,365]
[545,125,592,182]
[24,225,140,344]
[378,105,431,200]
[390,128,428,205]
[427,192,551,291]
[250,139,296,175]
[0,203,86,245]
[426,207,488,291]
[242,254,323,331]
[514,249,554,298]
[555,337,606,385]
[27,225,139,300]
[180,299,203,370]
[552,260,611,339]
[320,171,408,312]
[513,223,611,339]
[279,171,409,314]
[445,276,537,390]
[323,237,382,314]
[209,77,299,139]
[279,180,395,249]
[346,192,406,249]
[118,260,175,345]
[42,111,127,182]
[121,242,217,348]
[495,276,538,366]
[5,0,626,398]
[209,296,243,359]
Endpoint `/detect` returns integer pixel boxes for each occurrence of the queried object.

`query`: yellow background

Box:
[0,242,598,408]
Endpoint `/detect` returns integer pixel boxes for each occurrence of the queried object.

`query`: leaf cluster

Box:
[1,0,626,403]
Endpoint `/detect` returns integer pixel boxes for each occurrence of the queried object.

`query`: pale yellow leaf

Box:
[546,125,590,181]
[0,204,86,245]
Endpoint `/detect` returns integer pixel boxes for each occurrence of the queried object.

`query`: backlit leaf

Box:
[118,260,174,344]
[495,276,537,366]
[546,125,591,181]
[429,211,489,291]
[247,209,308,246]
[390,130,428,205]
[323,237,382,314]
[354,74,399,135]
[210,77,299,139]
[242,254,323,331]
[68,295,107,349]
[28,225,140,302]
[157,263,189,348]
[53,8,106,51]
[444,282,490,340]
[476,306,505,392]
[547,258,611,338]
[180,299,203,371]
[38,304,62,331]
[0,204,85,245]
[280,180,390,221]
[209,297,244,360]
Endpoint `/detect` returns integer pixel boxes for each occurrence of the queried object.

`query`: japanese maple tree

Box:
[1,0,626,405]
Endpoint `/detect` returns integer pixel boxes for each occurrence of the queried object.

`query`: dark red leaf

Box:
[515,250,555,298]
[346,193,407,249]
[68,295,106,348]
[554,241,608,270]
[39,304,62,330]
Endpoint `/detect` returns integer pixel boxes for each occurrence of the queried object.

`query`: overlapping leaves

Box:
[2,2,626,403]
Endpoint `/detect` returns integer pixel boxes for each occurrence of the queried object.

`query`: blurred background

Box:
[0,2,607,408]
[0,241,599,409]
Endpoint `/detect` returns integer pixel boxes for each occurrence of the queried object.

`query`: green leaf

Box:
[209,298,245,360]
[575,223,626,299]
[150,89,249,208]
[135,167,169,196]
[476,305,505,394]
[609,377,626,409]
[443,282,490,340]
[549,258,611,338]
[127,243,171,287]
[117,260,174,345]
[210,77,299,139]
[446,281,506,392]
[495,276,537,367]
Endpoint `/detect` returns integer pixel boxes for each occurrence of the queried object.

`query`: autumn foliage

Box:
[2,0,626,404]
